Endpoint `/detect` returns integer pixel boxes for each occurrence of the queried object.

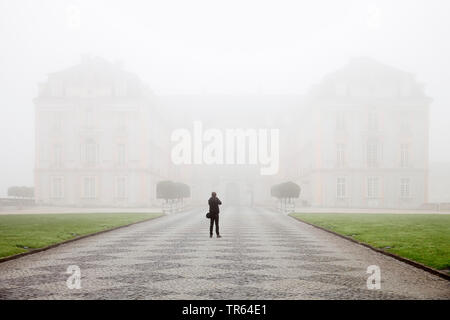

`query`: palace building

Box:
[290,57,431,208]
[34,56,430,209]
[34,56,174,207]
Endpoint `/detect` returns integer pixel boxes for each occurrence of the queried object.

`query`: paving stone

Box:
[98,272,184,284]
[0,207,448,299]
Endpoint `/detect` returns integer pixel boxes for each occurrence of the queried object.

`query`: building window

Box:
[400,119,411,133]
[400,178,410,198]
[84,108,94,127]
[50,176,64,199]
[115,176,127,199]
[82,141,98,166]
[400,144,409,168]
[368,111,378,131]
[367,177,379,198]
[52,144,63,168]
[336,144,345,167]
[336,112,345,130]
[53,112,63,131]
[82,176,97,199]
[117,144,126,166]
[367,140,378,167]
[116,112,127,129]
[336,177,346,199]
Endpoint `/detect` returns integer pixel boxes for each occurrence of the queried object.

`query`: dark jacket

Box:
[208,197,222,214]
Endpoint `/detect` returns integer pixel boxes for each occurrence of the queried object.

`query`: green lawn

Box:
[0,213,162,259]
[290,213,450,271]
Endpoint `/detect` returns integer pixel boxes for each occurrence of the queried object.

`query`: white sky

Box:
[0,0,449,196]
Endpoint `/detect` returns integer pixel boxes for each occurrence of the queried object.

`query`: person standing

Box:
[208,192,222,238]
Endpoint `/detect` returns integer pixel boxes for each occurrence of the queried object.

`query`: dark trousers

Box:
[210,214,219,235]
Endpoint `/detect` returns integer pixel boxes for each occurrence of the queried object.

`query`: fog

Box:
[0,0,449,207]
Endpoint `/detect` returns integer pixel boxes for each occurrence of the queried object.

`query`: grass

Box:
[290,213,450,271]
[0,213,162,259]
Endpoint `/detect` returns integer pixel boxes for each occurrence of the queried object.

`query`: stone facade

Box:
[34,56,173,207]
[34,57,430,209]
[292,58,431,208]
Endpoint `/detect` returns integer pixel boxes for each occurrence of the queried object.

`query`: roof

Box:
[38,55,149,98]
[308,57,429,100]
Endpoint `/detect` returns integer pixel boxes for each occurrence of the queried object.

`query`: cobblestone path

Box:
[0,207,448,299]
